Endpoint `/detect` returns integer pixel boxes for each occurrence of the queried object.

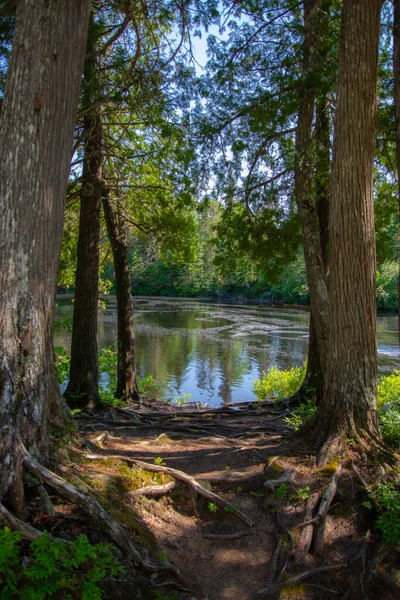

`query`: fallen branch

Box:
[82,453,254,527]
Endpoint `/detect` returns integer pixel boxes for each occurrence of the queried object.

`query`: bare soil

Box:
[27,400,400,600]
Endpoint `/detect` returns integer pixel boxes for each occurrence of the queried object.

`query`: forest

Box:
[0,0,400,599]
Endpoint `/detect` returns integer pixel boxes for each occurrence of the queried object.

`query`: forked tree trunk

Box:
[310,0,382,463]
[393,0,400,340]
[103,188,140,402]
[64,18,103,410]
[0,0,90,500]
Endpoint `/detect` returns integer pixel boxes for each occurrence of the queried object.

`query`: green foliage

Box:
[207,501,218,513]
[0,528,122,599]
[154,457,166,466]
[55,347,70,386]
[253,363,306,402]
[274,484,288,498]
[297,486,311,500]
[377,370,400,446]
[284,399,317,431]
[172,393,192,406]
[376,262,399,310]
[368,482,400,544]
[223,505,235,513]
[378,370,400,407]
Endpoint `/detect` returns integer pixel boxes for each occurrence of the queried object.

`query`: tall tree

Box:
[64,15,104,410]
[309,0,382,463]
[393,0,400,339]
[0,0,90,502]
[103,185,140,402]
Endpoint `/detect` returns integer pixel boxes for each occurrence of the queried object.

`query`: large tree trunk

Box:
[310,0,382,463]
[294,0,329,376]
[64,17,104,411]
[0,0,90,501]
[393,0,400,341]
[103,188,141,402]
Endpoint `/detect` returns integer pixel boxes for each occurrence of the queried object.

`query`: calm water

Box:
[55,296,400,408]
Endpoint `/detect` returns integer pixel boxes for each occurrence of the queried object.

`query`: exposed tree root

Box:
[254,562,344,598]
[202,531,252,540]
[20,448,178,574]
[313,463,342,554]
[82,452,254,527]
[0,502,47,542]
[294,492,320,563]
[264,469,293,493]
[126,481,176,498]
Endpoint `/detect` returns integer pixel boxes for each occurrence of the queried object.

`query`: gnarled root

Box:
[82,452,254,527]
[20,448,177,574]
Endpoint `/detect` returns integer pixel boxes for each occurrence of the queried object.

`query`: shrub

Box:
[368,482,400,545]
[253,363,306,402]
[284,399,317,431]
[0,529,123,599]
[377,370,400,446]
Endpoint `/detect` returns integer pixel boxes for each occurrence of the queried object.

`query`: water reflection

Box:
[55,297,400,408]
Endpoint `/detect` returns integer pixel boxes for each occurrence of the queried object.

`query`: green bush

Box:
[0,529,123,599]
[377,370,400,446]
[377,370,400,408]
[368,482,400,545]
[253,363,306,402]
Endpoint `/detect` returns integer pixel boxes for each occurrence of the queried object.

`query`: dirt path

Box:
[68,402,397,600]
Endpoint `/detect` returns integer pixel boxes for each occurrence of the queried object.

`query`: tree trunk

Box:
[103,187,140,402]
[294,0,329,375]
[393,0,400,341]
[0,0,90,500]
[296,96,331,402]
[310,0,382,463]
[64,17,104,410]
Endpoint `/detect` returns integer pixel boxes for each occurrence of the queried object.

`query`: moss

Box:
[265,457,285,478]
[319,459,340,478]
[156,433,174,443]
[280,584,311,598]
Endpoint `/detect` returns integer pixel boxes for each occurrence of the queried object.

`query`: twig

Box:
[294,492,320,563]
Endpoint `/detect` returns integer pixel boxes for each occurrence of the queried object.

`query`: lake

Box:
[55,296,399,408]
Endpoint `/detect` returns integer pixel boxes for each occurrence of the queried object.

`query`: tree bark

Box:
[102,187,140,402]
[294,0,329,375]
[310,0,382,463]
[296,96,331,402]
[393,0,400,341]
[64,16,104,410]
[0,0,90,499]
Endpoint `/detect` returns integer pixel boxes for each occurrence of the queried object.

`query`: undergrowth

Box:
[254,366,400,444]
[0,528,123,599]
[55,345,158,406]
